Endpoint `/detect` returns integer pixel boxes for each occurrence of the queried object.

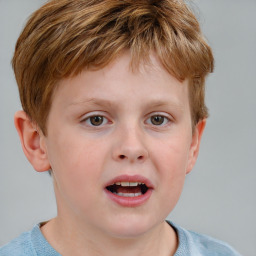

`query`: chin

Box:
[106,215,158,239]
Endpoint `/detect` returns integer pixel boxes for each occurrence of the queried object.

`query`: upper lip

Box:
[105,174,154,189]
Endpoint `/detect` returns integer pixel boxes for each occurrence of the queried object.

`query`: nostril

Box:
[118,155,144,160]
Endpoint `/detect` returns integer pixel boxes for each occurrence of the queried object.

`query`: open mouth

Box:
[106,182,149,197]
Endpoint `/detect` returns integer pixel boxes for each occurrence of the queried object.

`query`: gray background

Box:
[0,0,255,255]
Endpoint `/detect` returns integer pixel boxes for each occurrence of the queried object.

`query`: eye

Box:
[146,115,170,126]
[84,115,108,126]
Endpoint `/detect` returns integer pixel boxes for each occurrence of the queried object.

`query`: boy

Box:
[0,0,241,255]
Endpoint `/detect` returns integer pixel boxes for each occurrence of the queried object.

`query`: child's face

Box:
[40,52,203,238]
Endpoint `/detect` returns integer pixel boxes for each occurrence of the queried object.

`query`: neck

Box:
[41,217,178,256]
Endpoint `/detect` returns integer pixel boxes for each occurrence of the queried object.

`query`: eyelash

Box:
[81,113,172,127]
[83,115,109,127]
[145,114,171,126]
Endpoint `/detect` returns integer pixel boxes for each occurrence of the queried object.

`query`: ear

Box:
[14,110,51,172]
[186,119,206,174]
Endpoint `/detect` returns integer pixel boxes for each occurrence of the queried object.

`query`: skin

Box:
[15,52,205,256]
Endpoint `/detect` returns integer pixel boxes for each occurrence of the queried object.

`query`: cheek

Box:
[48,132,103,173]
[47,136,106,207]
[151,135,191,203]
[153,135,191,176]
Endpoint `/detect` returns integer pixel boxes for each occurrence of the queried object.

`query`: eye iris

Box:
[90,116,103,126]
[151,115,164,125]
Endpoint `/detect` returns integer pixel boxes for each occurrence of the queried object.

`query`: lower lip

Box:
[104,188,153,207]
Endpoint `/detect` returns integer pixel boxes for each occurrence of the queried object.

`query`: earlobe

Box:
[14,110,51,172]
[186,119,206,174]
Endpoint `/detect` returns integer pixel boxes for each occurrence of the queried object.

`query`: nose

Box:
[112,127,149,163]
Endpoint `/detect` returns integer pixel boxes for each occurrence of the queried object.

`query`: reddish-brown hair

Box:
[12,0,214,134]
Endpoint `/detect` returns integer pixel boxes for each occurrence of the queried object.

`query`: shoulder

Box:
[0,230,35,256]
[168,221,242,256]
[0,224,61,256]
[184,229,241,256]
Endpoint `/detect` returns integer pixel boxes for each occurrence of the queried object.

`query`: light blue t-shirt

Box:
[0,221,241,256]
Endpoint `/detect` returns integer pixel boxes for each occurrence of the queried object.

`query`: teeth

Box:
[114,182,144,187]
[113,192,142,197]
[120,181,129,186]
[129,182,138,187]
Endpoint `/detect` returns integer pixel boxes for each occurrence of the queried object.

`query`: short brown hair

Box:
[12,0,214,134]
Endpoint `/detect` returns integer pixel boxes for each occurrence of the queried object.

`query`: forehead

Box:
[51,52,190,111]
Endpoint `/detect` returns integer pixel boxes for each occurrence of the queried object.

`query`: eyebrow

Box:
[67,97,184,112]
[144,99,184,111]
[67,98,114,108]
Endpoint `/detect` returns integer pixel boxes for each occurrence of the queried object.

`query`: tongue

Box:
[116,186,141,194]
